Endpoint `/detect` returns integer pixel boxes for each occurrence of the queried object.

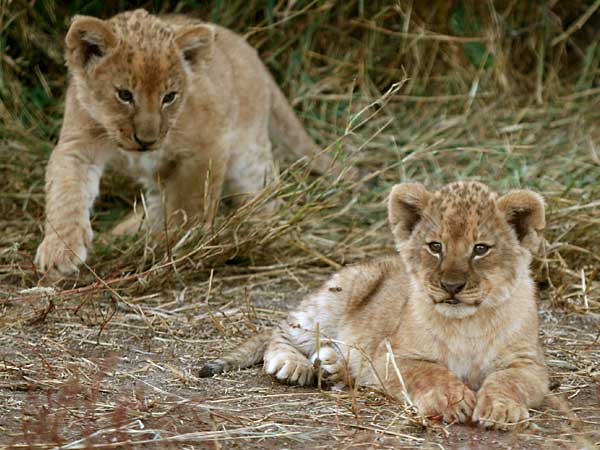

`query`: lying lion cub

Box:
[36,9,342,278]
[200,181,549,430]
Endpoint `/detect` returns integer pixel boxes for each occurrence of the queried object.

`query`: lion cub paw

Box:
[35,225,91,278]
[310,347,347,390]
[264,351,315,386]
[413,382,477,424]
[473,390,529,430]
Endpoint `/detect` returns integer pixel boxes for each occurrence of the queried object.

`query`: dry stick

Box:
[290,240,342,269]
[348,353,361,423]
[95,297,117,343]
[209,411,222,450]
[9,273,135,304]
[245,0,321,37]
[313,418,425,443]
[356,117,394,153]
[53,424,309,449]
[344,80,406,134]
[400,0,413,55]
[551,0,600,46]
[562,86,600,100]
[351,19,490,43]
[383,340,416,412]
[140,190,152,272]
[304,92,494,102]
[316,322,322,389]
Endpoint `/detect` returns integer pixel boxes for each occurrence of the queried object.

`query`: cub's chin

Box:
[433,302,479,319]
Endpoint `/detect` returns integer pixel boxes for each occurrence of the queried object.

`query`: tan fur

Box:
[200,181,549,430]
[35,9,343,278]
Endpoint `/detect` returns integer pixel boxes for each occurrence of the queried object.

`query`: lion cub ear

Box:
[497,190,545,253]
[174,24,215,70]
[388,183,432,241]
[65,16,118,71]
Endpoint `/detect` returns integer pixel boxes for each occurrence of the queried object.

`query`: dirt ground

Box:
[1,271,598,449]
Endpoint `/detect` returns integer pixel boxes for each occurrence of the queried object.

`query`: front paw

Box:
[35,225,91,278]
[413,381,476,424]
[473,389,529,430]
[310,346,348,390]
[264,351,315,386]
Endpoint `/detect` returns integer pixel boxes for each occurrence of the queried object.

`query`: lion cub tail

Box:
[198,331,271,377]
[267,74,347,177]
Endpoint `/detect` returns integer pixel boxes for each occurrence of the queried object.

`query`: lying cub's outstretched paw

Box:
[413,382,477,424]
[473,391,529,430]
[310,346,348,389]
[264,351,314,386]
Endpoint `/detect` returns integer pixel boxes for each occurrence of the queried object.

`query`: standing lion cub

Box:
[200,181,549,430]
[36,9,342,278]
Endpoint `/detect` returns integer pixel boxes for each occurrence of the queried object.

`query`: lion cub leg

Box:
[264,331,347,387]
[390,360,476,424]
[35,141,112,277]
[264,290,349,388]
[110,188,167,236]
[473,363,548,430]
[309,346,348,389]
[263,329,316,386]
[158,153,228,229]
[225,130,279,212]
[111,209,144,236]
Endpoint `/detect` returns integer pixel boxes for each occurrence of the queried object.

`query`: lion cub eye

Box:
[117,89,134,104]
[473,244,491,257]
[162,91,178,105]
[427,241,443,254]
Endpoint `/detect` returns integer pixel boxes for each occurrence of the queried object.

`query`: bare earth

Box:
[1,270,598,449]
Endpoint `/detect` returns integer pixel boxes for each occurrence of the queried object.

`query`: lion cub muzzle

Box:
[436,274,480,306]
[440,280,465,297]
[133,133,158,150]
[132,111,161,151]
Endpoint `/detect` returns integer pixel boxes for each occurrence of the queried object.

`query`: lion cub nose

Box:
[441,280,466,296]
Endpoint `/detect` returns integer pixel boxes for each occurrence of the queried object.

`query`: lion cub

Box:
[200,181,549,430]
[35,9,342,278]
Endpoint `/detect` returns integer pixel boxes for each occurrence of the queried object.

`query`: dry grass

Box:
[1,1,599,448]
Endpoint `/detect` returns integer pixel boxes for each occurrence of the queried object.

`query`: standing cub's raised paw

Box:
[35,224,92,278]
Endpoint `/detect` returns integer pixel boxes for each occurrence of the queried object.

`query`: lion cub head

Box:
[389,181,545,319]
[65,9,214,152]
